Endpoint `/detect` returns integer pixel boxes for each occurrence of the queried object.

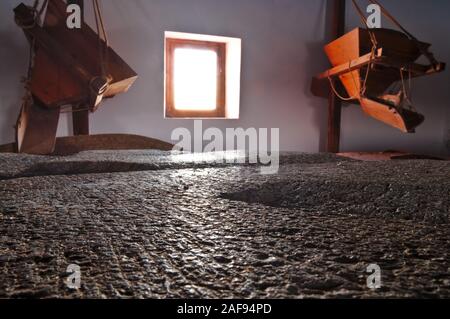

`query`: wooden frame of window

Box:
[165,38,226,118]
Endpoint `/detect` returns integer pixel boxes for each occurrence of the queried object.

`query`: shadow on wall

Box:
[302,0,328,152]
[0,29,27,144]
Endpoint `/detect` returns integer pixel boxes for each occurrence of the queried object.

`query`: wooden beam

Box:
[72,107,90,136]
[67,0,90,136]
[376,58,446,77]
[327,0,346,153]
[316,49,445,81]
[16,99,60,155]
[317,48,383,80]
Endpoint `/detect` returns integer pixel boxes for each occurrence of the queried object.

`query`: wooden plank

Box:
[67,0,90,136]
[16,99,60,155]
[14,4,92,81]
[360,97,424,133]
[324,28,361,99]
[42,0,138,99]
[317,48,383,80]
[375,58,446,77]
[14,0,137,109]
[72,106,90,136]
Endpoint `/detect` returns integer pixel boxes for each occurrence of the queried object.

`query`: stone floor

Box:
[0,150,449,298]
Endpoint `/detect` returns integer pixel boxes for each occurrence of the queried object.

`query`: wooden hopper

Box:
[314,27,445,133]
[359,97,424,132]
[14,0,137,154]
[324,28,426,99]
[23,0,138,110]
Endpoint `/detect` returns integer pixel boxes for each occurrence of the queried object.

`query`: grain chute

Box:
[13,0,137,154]
[312,0,445,133]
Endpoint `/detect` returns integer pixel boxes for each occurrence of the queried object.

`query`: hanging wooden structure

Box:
[312,0,445,133]
[13,0,137,154]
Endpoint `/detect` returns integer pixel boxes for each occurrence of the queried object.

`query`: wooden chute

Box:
[312,1,445,133]
[14,0,137,154]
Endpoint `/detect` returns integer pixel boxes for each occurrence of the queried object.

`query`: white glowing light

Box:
[173,48,218,111]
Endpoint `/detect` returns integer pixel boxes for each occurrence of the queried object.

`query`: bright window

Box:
[165,32,242,119]
[173,48,218,111]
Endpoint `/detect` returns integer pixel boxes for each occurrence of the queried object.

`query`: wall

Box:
[0,0,448,155]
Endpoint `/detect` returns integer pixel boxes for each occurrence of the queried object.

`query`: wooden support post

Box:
[68,0,90,136]
[327,0,346,153]
[16,99,60,155]
[72,107,90,135]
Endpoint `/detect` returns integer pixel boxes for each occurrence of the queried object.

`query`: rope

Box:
[367,0,414,40]
[92,0,109,78]
[32,0,39,10]
[326,0,378,102]
[328,45,376,102]
[328,77,356,101]
[367,0,439,67]
[399,67,415,111]
[361,46,377,95]
[17,0,49,117]
[18,0,48,79]
[365,0,429,112]
[95,0,109,47]
[37,0,48,23]
[351,0,378,48]
[92,0,102,74]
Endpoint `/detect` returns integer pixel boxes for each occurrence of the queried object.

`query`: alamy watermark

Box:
[366,263,382,289]
[367,4,381,29]
[66,264,81,290]
[171,120,280,175]
[66,4,82,29]
[65,3,381,30]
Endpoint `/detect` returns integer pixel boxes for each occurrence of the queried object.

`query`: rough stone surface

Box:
[0,150,449,298]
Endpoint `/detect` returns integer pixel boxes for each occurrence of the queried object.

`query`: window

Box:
[166,39,226,117]
[165,32,241,119]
